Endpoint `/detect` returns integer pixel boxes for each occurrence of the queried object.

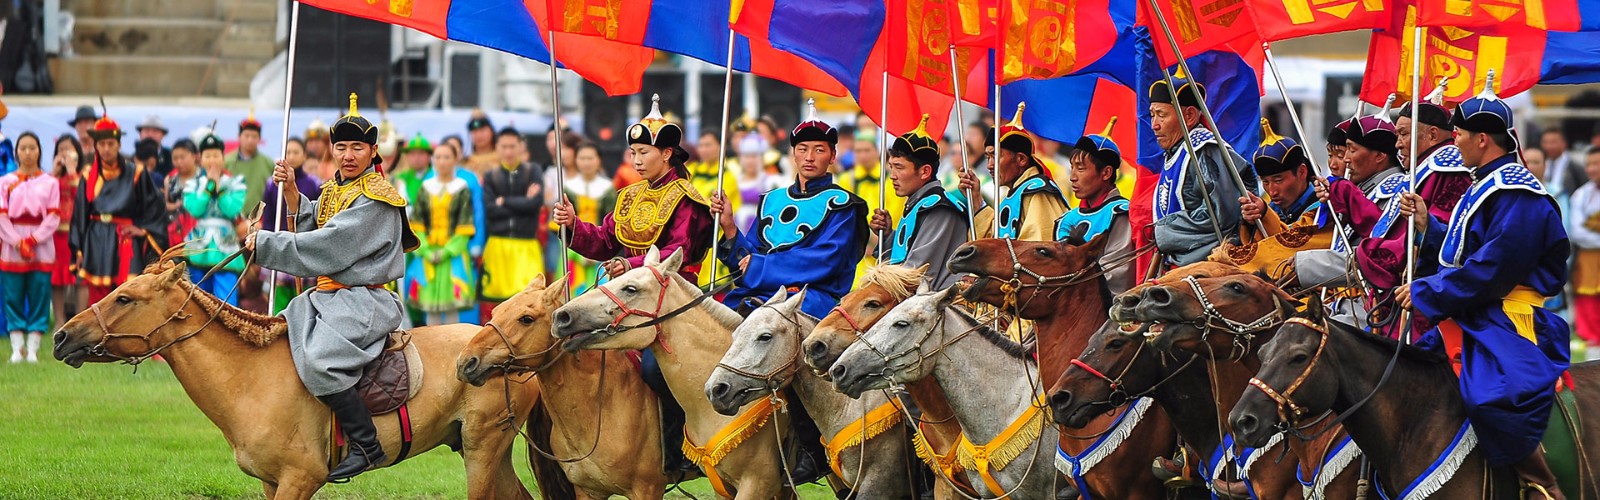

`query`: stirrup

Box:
[1522,482,1556,500]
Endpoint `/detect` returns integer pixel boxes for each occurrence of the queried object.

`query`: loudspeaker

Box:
[448,53,481,109]
[583,81,630,173]
[294,4,391,109]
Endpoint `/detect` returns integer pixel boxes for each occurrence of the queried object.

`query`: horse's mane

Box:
[156,263,288,347]
[949,304,1033,361]
[859,264,924,301]
[664,269,742,330]
[1295,310,1448,366]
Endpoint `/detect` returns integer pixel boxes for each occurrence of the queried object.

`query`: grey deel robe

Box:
[891,182,972,290]
[255,190,407,397]
[1154,140,1255,265]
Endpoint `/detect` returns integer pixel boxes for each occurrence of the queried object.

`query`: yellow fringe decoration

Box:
[681,395,780,498]
[913,424,965,474]
[956,395,1051,483]
[823,402,905,487]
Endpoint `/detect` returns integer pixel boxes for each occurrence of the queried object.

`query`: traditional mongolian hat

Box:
[197,130,225,153]
[1073,117,1122,169]
[403,132,433,153]
[330,93,379,145]
[789,98,838,147]
[1347,94,1398,158]
[305,118,328,141]
[1148,67,1206,109]
[1451,70,1515,135]
[628,94,689,165]
[985,102,1034,154]
[1253,119,1308,177]
[1327,118,1352,147]
[466,108,493,131]
[891,114,940,167]
[1398,77,1452,129]
[87,102,122,142]
[239,108,262,133]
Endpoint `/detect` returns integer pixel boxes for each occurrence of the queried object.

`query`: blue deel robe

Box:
[719,174,868,318]
[1411,154,1571,466]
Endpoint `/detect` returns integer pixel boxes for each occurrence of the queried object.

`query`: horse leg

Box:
[461,427,530,500]
[267,470,323,500]
[261,481,277,499]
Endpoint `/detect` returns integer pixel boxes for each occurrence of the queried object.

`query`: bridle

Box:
[1246,317,1329,426]
[854,300,963,384]
[485,321,568,375]
[582,266,734,352]
[1163,275,1290,359]
[1067,339,1200,410]
[713,303,810,395]
[991,239,1155,313]
[83,277,225,368]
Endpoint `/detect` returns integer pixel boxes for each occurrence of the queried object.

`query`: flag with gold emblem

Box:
[1360,2,1546,104]
[1248,0,1391,41]
[1414,0,1600,31]
[528,0,657,96]
[1138,0,1263,66]
[996,0,1122,82]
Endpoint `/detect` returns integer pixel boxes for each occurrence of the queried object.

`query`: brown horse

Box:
[945,235,1178,500]
[1115,271,1361,500]
[1232,304,1600,499]
[802,264,974,498]
[52,261,548,500]
[457,275,669,499]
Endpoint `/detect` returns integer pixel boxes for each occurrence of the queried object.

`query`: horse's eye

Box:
[864,300,881,309]
[1035,248,1051,257]
[1108,338,1127,350]
[518,315,535,325]
[114,295,132,305]
[622,285,639,294]
[1228,282,1246,294]
[893,320,911,328]
[756,332,773,342]
[1291,353,1309,364]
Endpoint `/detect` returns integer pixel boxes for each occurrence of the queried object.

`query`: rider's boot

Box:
[1513,447,1566,500]
[782,387,829,487]
[1152,445,1201,488]
[320,387,388,481]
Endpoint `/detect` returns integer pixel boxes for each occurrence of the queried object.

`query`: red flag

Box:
[1139,0,1263,66]
[1361,2,1546,104]
[885,0,988,103]
[1247,0,1390,41]
[952,0,999,46]
[1415,0,1583,31]
[527,0,656,96]
[729,0,851,96]
[300,0,451,38]
[999,0,1119,82]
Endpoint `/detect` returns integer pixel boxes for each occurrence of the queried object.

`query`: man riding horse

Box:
[244,93,420,482]
[1395,78,1571,499]
[870,114,969,290]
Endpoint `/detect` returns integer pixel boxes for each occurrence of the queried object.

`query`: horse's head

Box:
[829,283,960,398]
[1048,320,1185,428]
[457,275,568,386]
[551,247,692,351]
[1228,305,1336,448]
[54,261,193,367]
[706,288,809,416]
[946,235,1107,319]
[1110,261,1246,327]
[804,264,925,375]
[1133,273,1297,356]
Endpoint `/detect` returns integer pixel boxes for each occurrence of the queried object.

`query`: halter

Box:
[581,267,738,353]
[1066,340,1199,409]
[854,302,962,384]
[1246,317,1329,425]
[714,304,809,394]
[992,239,1154,313]
[485,321,567,375]
[1174,275,1289,358]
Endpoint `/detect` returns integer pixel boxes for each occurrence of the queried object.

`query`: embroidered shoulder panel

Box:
[613,178,706,250]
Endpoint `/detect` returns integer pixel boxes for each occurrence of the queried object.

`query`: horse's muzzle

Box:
[457,355,490,386]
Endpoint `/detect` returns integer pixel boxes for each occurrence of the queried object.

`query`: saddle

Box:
[354,330,424,415]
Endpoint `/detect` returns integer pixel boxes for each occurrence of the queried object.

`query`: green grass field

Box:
[0,350,834,499]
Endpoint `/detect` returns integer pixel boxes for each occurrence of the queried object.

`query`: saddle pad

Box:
[356,331,424,415]
[1544,388,1582,496]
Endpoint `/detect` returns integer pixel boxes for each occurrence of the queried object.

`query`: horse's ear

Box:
[779,288,807,315]
[935,285,961,309]
[644,246,662,266]
[1081,231,1109,260]
[161,261,188,287]
[544,275,570,305]
[768,287,789,304]
[658,247,685,274]
[525,274,548,291]
[916,280,932,295]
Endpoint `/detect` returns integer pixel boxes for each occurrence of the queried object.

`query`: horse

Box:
[830,285,1061,499]
[803,264,976,498]
[549,247,790,500]
[706,288,914,498]
[51,260,550,500]
[1230,304,1600,499]
[457,275,669,499]
[946,236,1178,499]
[1114,270,1362,500]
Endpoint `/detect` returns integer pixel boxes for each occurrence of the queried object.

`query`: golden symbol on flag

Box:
[1002,0,1081,80]
[1281,0,1383,24]
[561,0,624,40]
[1442,0,1546,29]
[1398,10,1507,102]
[1168,0,1244,42]
[954,0,996,39]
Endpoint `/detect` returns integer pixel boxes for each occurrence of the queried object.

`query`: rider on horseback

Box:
[1232,120,1337,287]
[1148,70,1255,267]
[1059,118,1136,295]
[244,93,420,482]
[1396,77,1571,500]
[957,102,1069,242]
[870,114,969,290]
[550,94,715,476]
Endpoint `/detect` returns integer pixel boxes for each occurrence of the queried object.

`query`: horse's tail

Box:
[526,396,576,500]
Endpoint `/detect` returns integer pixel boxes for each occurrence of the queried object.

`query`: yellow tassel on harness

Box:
[822,401,904,487]
[957,394,1051,496]
[682,395,781,499]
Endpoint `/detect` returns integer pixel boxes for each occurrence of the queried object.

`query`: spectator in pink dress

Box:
[1,133,58,363]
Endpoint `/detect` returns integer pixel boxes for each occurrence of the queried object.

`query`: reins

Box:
[85,248,251,369]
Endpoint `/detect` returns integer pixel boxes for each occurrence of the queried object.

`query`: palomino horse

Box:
[550,247,790,500]
[457,275,669,499]
[803,264,976,499]
[51,261,550,500]
[1114,270,1361,500]
[947,236,1178,499]
[831,285,1061,499]
[1231,304,1600,499]
[706,288,913,498]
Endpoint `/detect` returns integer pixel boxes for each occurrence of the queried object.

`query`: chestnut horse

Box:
[1113,270,1361,500]
[457,275,670,499]
[946,235,1177,499]
[52,261,551,500]
[802,264,975,499]
[1232,304,1600,499]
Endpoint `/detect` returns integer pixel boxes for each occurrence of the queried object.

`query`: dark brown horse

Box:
[1116,272,1361,499]
[1231,304,1600,499]
[946,235,1178,500]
